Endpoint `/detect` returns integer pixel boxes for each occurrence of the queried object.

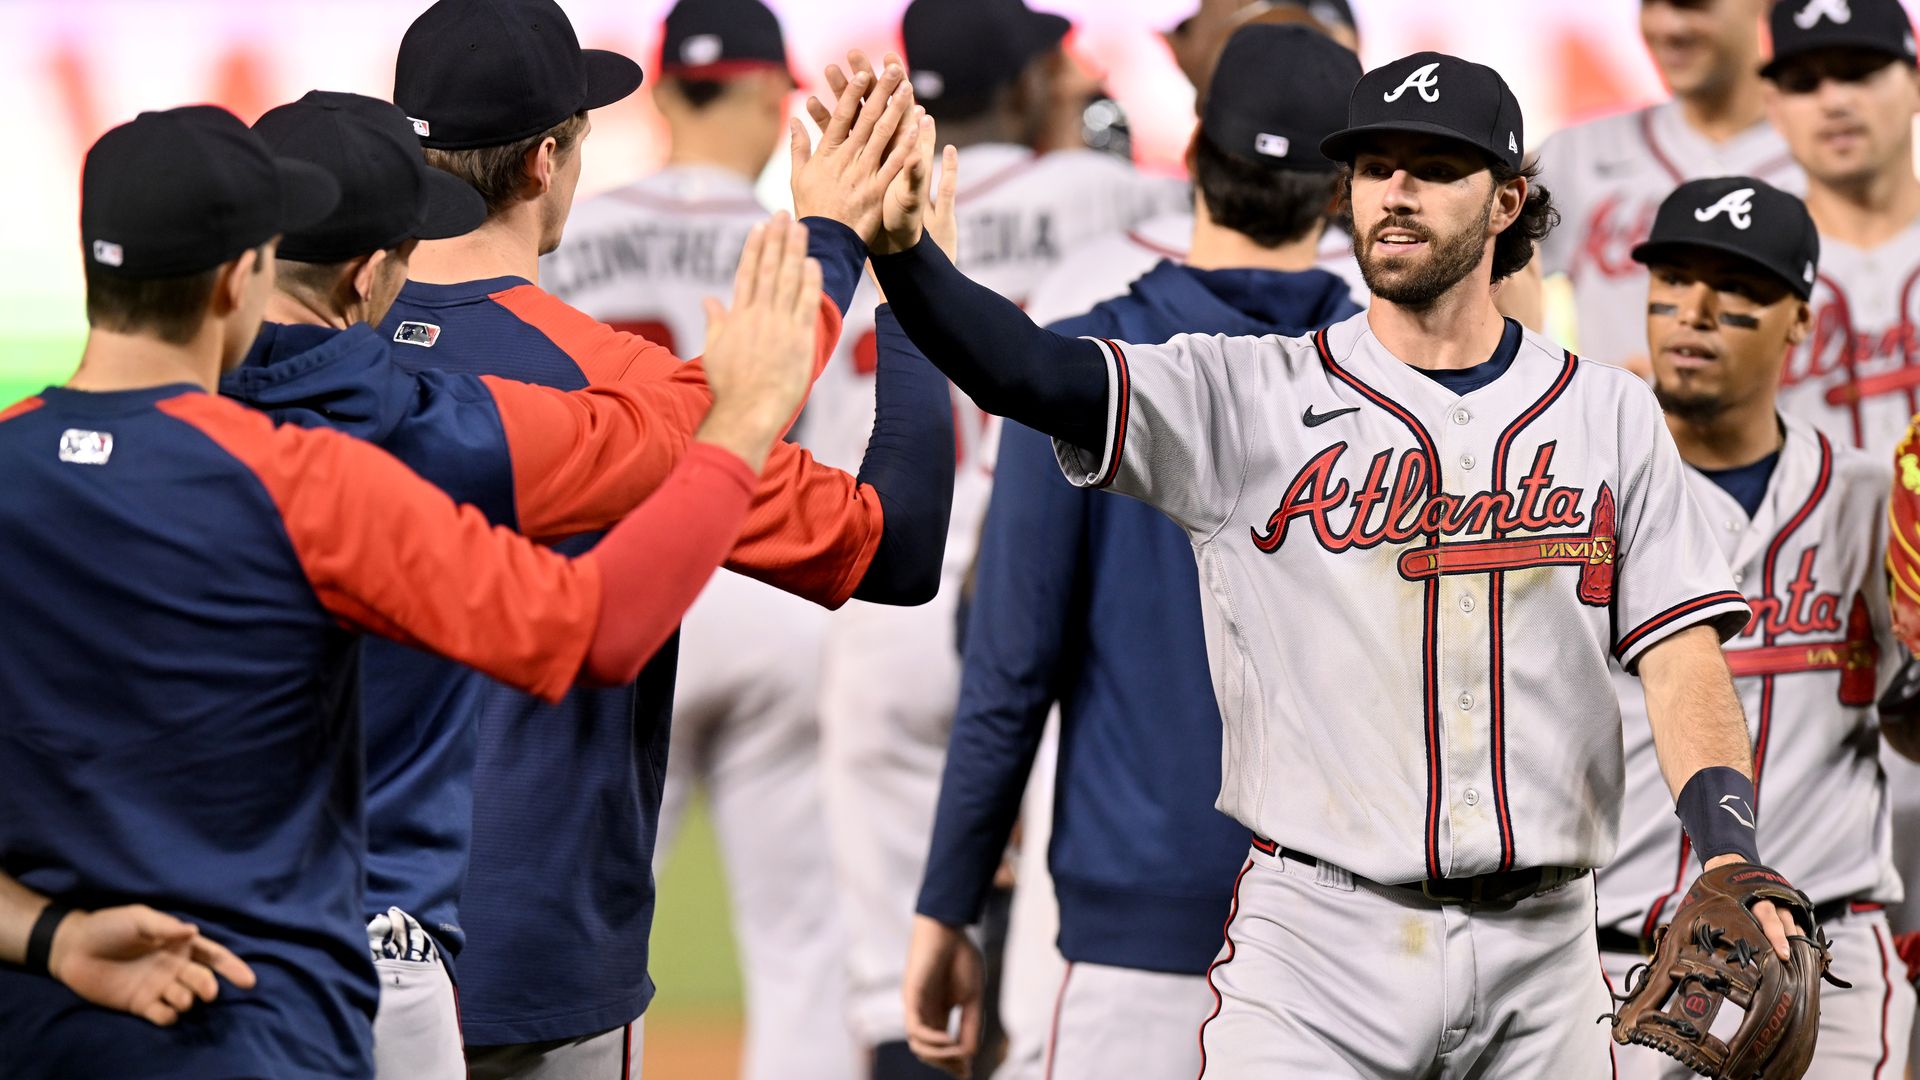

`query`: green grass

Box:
[1,333,81,408]
[649,796,745,1015]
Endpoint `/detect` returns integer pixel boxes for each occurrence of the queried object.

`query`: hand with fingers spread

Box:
[882,120,959,258]
[789,51,926,244]
[695,212,825,471]
[49,904,258,1027]
[901,914,984,1078]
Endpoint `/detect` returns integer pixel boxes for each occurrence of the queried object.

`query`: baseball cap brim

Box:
[1320,119,1501,167]
[415,168,489,241]
[1628,238,1812,300]
[1760,39,1913,79]
[1028,11,1071,49]
[275,158,344,235]
[583,49,646,110]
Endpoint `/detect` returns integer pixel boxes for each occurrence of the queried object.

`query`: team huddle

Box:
[4,0,1920,1077]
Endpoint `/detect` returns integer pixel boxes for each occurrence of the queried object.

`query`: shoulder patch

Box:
[393,321,441,348]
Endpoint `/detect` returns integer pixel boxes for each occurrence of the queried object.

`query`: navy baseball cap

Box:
[1320,52,1526,172]
[659,0,794,83]
[1201,24,1359,172]
[82,105,340,278]
[1631,176,1820,300]
[903,0,1070,118]
[1761,0,1917,79]
[254,91,487,262]
[394,0,643,150]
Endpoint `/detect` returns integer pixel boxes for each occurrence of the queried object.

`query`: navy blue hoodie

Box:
[915,260,1360,973]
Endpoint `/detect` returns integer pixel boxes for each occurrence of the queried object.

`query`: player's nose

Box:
[1675,281,1717,328]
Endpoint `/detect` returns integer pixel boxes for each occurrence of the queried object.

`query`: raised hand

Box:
[789,51,926,245]
[880,118,959,258]
[695,212,823,471]
[49,905,257,1027]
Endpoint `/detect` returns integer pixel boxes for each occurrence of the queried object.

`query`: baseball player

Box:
[541,2,858,1076]
[0,103,822,1080]
[1534,0,1802,371]
[1759,6,1920,1061]
[905,27,1362,1080]
[798,8,1187,1071]
[845,49,1809,1076]
[1596,174,1915,1078]
[1761,0,1920,457]
[384,3,952,1076]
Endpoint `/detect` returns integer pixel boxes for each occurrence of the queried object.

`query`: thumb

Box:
[788,118,811,172]
[701,297,728,355]
[131,907,196,944]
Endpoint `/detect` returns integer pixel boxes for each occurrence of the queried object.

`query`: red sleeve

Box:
[581,442,759,684]
[727,441,884,607]
[161,393,600,703]
[484,374,709,541]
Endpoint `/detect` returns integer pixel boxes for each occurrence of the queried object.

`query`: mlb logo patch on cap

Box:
[91,240,124,267]
[59,428,114,465]
[1254,133,1291,159]
[393,321,441,347]
[680,33,723,66]
[408,117,431,137]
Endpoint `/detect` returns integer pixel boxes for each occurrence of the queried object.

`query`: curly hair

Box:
[1488,157,1558,283]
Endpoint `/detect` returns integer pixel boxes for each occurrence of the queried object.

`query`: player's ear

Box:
[526,137,558,198]
[351,251,384,307]
[212,246,260,316]
[1492,174,1527,234]
[1783,298,1812,346]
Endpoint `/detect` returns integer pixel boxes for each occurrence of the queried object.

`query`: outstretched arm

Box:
[0,874,256,1027]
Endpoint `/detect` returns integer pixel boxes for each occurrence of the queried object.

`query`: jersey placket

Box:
[1434,401,1500,878]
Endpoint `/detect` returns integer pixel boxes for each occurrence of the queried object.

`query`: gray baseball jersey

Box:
[1777,216,1920,456]
[1536,101,1803,367]
[1597,416,1900,938]
[1055,310,1751,884]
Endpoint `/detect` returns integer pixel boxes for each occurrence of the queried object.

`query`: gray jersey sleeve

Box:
[1053,333,1270,538]
[1610,381,1753,672]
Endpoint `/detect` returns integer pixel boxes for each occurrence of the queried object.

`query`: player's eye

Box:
[1776,70,1821,95]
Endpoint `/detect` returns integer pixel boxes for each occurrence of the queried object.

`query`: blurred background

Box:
[0,0,1687,1073]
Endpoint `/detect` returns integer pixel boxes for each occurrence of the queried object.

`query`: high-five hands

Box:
[789,53,926,243]
[695,211,823,471]
[805,51,960,260]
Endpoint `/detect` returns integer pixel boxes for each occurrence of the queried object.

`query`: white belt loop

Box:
[1317,861,1354,890]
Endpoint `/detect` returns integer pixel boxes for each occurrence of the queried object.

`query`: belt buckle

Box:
[1420,878,1481,904]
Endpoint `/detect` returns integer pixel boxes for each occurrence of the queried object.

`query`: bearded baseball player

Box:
[1533,0,1802,372]
[905,27,1362,1080]
[1595,174,1916,1079]
[540,3,858,1077]
[797,6,1185,1073]
[833,49,1817,1076]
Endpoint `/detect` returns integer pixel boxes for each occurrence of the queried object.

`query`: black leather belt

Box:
[1598,898,1882,957]
[1251,835,1589,905]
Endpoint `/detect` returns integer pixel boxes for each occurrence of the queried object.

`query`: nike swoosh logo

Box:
[1302,405,1360,428]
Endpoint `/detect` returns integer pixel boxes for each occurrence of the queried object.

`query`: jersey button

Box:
[1732,570,1745,585]
[1452,409,1471,426]
[1458,693,1474,711]
[1725,520,1740,532]
[1463,788,1481,806]
[1460,595,1475,613]
[1460,454,1476,470]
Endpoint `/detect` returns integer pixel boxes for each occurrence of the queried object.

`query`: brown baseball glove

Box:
[1606,863,1844,1079]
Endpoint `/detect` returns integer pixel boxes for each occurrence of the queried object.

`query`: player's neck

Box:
[1667,403,1783,471]
[665,132,767,186]
[1676,73,1768,143]
[263,290,353,330]
[1367,280,1508,372]
[408,209,543,286]
[1804,161,1920,249]
[66,327,223,394]
[1185,206,1320,273]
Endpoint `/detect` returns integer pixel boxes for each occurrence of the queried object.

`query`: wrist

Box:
[28,902,76,979]
[1675,765,1762,867]
[694,398,786,472]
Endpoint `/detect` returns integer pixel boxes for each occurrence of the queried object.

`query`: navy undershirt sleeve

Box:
[870,235,1110,451]
[799,216,868,317]
[850,306,956,605]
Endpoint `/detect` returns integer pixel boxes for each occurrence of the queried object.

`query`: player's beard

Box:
[1356,190,1494,309]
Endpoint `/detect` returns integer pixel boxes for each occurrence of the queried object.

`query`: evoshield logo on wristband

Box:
[1718,794,1756,828]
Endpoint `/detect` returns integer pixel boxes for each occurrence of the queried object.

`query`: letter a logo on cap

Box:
[1694,188,1756,230]
[1795,0,1850,28]
[1383,62,1441,104]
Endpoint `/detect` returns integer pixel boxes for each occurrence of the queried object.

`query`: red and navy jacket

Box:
[356,219,947,1044]
[0,382,615,1080]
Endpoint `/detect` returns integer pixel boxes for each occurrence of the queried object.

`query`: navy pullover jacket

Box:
[914,260,1360,974]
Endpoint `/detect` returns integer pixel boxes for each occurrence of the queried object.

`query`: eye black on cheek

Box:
[1648,303,1679,315]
